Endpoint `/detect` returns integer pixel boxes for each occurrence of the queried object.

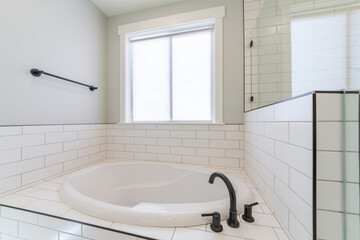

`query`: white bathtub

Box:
[60,162,254,227]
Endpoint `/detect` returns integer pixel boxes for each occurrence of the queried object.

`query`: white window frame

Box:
[118,6,225,123]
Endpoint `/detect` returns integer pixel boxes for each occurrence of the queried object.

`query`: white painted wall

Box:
[0,0,107,125]
[106,0,244,124]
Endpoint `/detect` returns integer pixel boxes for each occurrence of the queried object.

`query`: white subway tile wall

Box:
[107,124,244,168]
[0,124,244,196]
[0,125,108,196]
[244,94,313,240]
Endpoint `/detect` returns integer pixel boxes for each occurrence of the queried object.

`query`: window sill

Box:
[117,122,225,125]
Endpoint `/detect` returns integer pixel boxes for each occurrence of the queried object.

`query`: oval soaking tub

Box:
[60,162,254,227]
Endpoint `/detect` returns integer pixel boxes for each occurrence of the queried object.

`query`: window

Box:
[118,7,225,123]
[131,27,213,122]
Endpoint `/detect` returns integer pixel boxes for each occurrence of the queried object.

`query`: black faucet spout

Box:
[209,172,239,228]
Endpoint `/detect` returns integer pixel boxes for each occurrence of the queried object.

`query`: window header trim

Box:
[118,6,225,35]
[128,21,214,42]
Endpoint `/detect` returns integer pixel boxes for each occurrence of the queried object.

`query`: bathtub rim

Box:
[60,161,254,227]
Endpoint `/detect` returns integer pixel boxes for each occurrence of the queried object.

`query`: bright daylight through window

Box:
[118,7,225,123]
[131,27,214,122]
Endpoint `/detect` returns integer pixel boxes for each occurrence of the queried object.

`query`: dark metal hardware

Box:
[209,172,239,228]
[250,40,253,48]
[201,212,223,232]
[242,202,258,222]
[250,96,254,102]
[30,68,98,91]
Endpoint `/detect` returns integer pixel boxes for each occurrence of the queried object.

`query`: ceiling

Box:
[91,0,187,17]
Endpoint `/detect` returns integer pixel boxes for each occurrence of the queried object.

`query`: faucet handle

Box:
[201,212,223,232]
[242,202,258,222]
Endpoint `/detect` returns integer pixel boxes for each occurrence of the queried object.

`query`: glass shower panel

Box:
[291,7,360,96]
[249,28,258,110]
[245,0,360,111]
[344,92,360,240]
[247,0,292,110]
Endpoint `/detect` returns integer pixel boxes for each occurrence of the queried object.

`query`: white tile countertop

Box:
[0,159,289,240]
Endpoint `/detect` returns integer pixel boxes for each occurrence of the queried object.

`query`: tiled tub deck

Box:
[0,160,289,240]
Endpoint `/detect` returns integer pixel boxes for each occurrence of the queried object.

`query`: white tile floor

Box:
[0,159,289,240]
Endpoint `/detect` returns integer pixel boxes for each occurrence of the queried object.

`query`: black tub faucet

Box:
[209,172,239,228]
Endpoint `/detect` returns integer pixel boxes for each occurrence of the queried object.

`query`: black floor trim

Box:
[0,204,157,240]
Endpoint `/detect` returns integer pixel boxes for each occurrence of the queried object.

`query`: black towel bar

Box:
[31,68,98,91]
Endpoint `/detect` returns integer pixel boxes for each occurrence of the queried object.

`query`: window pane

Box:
[132,37,170,121]
[172,30,212,121]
